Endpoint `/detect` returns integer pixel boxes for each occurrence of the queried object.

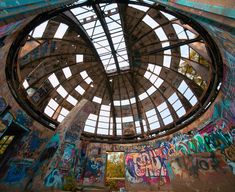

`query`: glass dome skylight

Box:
[7,1,222,143]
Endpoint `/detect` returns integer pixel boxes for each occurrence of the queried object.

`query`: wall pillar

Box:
[31,99,94,191]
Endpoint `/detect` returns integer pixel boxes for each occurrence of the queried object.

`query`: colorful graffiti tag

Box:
[125,148,171,185]
[83,154,106,184]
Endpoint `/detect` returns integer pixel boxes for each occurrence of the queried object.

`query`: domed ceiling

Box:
[6,0,222,143]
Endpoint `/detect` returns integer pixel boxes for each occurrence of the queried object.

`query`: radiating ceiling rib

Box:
[22,61,97,91]
[37,71,103,110]
[58,76,105,110]
[132,18,179,46]
[65,10,118,135]
[92,4,120,72]
[145,36,202,56]
[125,73,145,137]
[120,74,137,135]
[94,84,108,135]
[132,75,164,131]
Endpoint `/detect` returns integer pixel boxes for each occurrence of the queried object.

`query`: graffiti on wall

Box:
[15,109,33,128]
[125,148,171,185]
[3,159,33,183]
[168,152,235,191]
[16,130,48,159]
[83,154,106,184]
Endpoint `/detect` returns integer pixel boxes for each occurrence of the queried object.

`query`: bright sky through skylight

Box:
[54,23,68,39]
[32,20,48,38]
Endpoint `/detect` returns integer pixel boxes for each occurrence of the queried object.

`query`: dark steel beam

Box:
[92,4,120,72]
[145,36,202,55]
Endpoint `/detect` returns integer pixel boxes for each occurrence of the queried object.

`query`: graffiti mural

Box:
[83,154,106,184]
[44,168,63,188]
[125,148,171,185]
[3,159,33,183]
[16,130,48,159]
[15,109,33,128]
[59,143,76,171]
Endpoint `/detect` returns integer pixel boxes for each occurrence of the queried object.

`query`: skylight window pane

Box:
[163,115,173,125]
[139,92,148,100]
[154,78,164,88]
[80,71,88,79]
[48,73,59,88]
[84,125,95,133]
[190,95,198,106]
[149,74,158,84]
[144,71,151,79]
[44,106,54,117]
[97,128,109,135]
[122,116,133,122]
[23,79,29,89]
[63,67,72,79]
[85,77,93,84]
[116,123,122,129]
[88,114,98,121]
[100,110,110,117]
[116,117,122,123]
[32,21,48,38]
[114,100,121,106]
[146,109,156,117]
[148,64,155,72]
[75,85,85,95]
[136,127,141,134]
[153,66,162,75]
[66,95,78,106]
[54,23,68,39]
[100,105,109,111]
[98,122,109,129]
[57,85,68,98]
[176,107,186,117]
[117,130,122,135]
[129,4,149,12]
[155,27,168,41]
[99,116,109,122]
[180,45,189,58]
[76,54,84,63]
[60,107,69,116]
[57,115,65,123]
[173,100,182,110]
[160,108,171,118]
[160,11,176,20]
[86,119,96,126]
[168,93,178,104]
[130,97,136,104]
[157,102,167,112]
[147,86,157,95]
[178,80,188,94]
[143,15,159,29]
[121,99,130,106]
[163,55,171,68]
[186,30,196,39]
[173,24,187,39]
[92,96,102,104]
[149,122,160,130]
[148,115,158,124]
[184,88,194,100]
[48,98,59,110]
